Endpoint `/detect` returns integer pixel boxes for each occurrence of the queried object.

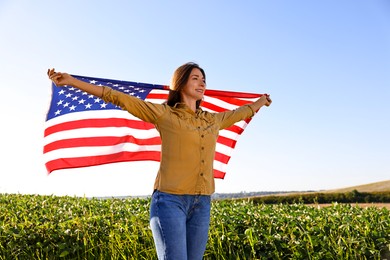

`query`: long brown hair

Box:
[167,62,206,108]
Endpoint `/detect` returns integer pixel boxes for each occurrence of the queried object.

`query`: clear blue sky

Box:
[1,0,389,197]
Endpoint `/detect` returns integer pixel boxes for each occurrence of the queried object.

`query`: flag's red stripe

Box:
[202,100,259,116]
[201,99,256,113]
[44,136,161,153]
[225,125,245,135]
[147,93,169,99]
[217,135,237,148]
[210,96,257,107]
[201,100,229,112]
[214,151,230,165]
[213,169,226,179]
[45,151,161,173]
[205,89,262,99]
[44,118,155,137]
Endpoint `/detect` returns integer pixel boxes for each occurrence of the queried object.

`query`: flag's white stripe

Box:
[43,143,161,162]
[201,102,257,113]
[233,120,249,129]
[235,97,260,102]
[219,127,247,140]
[213,160,228,173]
[45,110,138,128]
[145,98,166,104]
[204,95,259,106]
[202,96,240,110]
[215,142,234,157]
[149,89,168,94]
[203,96,259,110]
[44,127,159,146]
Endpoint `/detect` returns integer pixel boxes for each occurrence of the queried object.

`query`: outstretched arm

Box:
[216,93,272,130]
[47,68,104,97]
[250,94,272,112]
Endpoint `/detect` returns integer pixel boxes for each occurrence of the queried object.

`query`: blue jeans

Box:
[150,190,211,260]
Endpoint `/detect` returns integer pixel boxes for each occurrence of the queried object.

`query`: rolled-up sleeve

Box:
[215,105,255,130]
[101,86,165,124]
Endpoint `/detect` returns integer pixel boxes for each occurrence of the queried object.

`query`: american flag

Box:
[43,75,262,179]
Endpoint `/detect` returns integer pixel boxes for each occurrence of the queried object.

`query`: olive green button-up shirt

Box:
[102,87,256,195]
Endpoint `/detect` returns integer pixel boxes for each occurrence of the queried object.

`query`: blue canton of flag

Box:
[46,75,164,121]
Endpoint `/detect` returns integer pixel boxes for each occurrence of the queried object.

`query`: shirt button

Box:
[201,147,204,150]
[197,126,200,129]
[201,160,205,163]
[200,173,204,176]
[201,134,204,138]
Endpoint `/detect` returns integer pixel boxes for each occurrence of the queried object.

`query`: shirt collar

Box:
[173,103,203,115]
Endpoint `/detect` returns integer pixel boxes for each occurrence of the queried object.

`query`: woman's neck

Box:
[181,96,197,112]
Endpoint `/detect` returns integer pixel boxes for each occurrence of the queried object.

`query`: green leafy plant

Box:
[0,194,389,259]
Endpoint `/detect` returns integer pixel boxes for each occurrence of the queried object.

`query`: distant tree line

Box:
[245,190,390,204]
[211,191,298,200]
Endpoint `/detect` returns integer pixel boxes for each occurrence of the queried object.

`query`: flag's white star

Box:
[69,105,77,111]
[85,103,92,109]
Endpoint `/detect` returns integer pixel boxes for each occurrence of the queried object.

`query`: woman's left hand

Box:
[259,94,272,107]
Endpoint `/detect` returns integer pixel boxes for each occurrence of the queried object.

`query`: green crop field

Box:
[0,194,389,259]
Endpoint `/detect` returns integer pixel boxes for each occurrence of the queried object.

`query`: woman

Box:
[48,62,271,259]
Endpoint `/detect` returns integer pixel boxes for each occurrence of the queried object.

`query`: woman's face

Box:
[181,68,206,102]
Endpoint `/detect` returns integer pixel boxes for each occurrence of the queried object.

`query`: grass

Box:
[0,193,389,259]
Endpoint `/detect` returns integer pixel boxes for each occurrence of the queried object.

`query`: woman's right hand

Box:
[47,68,75,87]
